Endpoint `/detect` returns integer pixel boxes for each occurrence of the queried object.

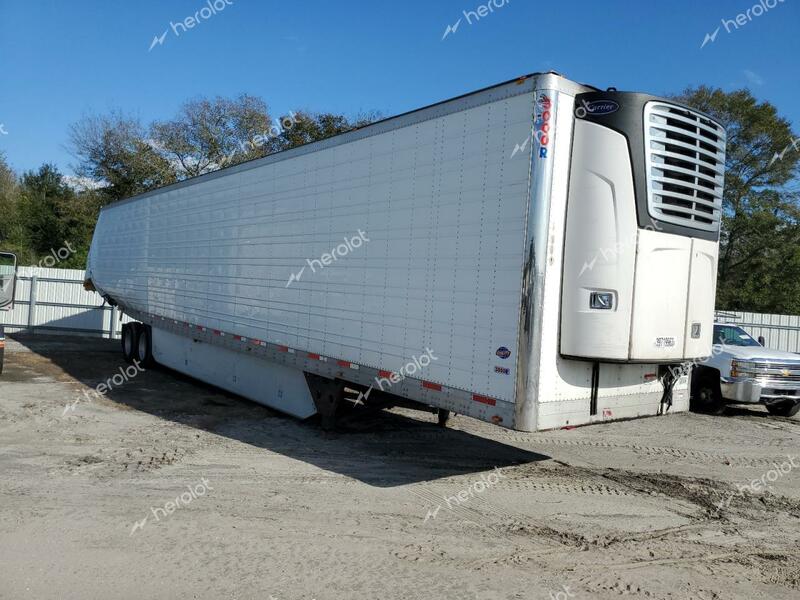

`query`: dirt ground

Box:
[0,335,798,600]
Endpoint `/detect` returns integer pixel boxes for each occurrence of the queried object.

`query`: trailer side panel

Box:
[89,83,537,408]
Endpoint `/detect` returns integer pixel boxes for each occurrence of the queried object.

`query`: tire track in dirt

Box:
[503,436,794,468]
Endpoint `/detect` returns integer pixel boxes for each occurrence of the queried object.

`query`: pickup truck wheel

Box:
[765,400,800,417]
[691,373,726,415]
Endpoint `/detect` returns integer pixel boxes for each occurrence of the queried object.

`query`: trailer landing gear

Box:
[304,373,346,431]
[304,373,454,431]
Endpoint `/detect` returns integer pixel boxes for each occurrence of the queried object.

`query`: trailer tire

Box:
[765,400,800,417]
[121,323,138,364]
[135,324,155,368]
[690,368,726,415]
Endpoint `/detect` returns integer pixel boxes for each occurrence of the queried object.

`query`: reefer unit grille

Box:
[643,102,726,233]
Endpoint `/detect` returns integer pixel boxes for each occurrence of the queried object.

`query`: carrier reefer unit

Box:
[86,72,727,431]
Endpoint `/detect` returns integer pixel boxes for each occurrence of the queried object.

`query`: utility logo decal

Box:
[534,94,552,159]
[496,346,511,359]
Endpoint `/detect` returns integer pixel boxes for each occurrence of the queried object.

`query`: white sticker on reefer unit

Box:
[654,337,676,348]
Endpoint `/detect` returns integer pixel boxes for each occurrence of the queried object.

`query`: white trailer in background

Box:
[86,72,727,431]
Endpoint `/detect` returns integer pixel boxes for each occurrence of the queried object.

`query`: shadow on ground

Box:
[723,403,800,426]
[8,334,549,487]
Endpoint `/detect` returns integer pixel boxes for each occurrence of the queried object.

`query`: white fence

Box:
[2,267,800,352]
[0,267,128,338]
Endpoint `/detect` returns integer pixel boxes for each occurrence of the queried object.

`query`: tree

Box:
[675,86,800,312]
[69,98,380,203]
[16,165,76,259]
[150,94,275,177]
[273,110,380,152]
[0,159,98,268]
[0,153,18,242]
[0,153,34,263]
[68,111,177,202]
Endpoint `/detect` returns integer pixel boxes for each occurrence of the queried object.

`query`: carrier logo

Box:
[535,94,552,159]
[496,346,511,359]
[575,99,620,118]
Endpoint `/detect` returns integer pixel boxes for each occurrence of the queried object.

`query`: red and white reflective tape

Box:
[137,310,514,414]
[472,394,496,406]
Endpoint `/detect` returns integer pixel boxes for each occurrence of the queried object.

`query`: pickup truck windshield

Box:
[713,325,761,347]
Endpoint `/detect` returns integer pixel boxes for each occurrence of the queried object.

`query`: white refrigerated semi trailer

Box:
[86,72,727,431]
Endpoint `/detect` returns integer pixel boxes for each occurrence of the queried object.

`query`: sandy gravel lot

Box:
[0,335,798,600]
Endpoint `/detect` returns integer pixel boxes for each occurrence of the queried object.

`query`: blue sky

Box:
[1,0,798,176]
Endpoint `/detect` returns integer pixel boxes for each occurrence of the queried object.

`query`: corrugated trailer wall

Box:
[88,82,538,405]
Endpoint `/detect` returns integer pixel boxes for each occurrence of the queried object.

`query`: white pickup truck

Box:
[691,322,800,417]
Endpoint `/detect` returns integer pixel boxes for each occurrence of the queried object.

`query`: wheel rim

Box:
[698,387,714,405]
[694,384,723,413]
